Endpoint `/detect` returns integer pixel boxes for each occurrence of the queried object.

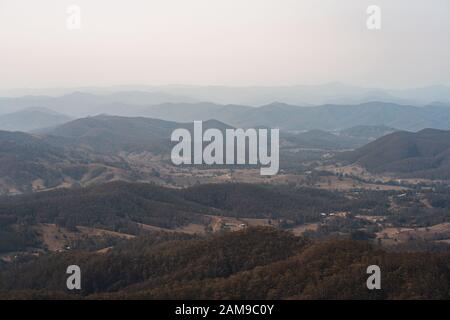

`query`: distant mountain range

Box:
[338,129,450,179]
[0,91,197,117]
[2,90,450,132]
[153,83,450,106]
[137,101,450,132]
[0,107,72,132]
[2,83,450,106]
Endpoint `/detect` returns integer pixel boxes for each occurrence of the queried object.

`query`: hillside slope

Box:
[0,228,448,300]
[337,129,450,179]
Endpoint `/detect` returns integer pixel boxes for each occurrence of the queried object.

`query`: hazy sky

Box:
[1,0,450,89]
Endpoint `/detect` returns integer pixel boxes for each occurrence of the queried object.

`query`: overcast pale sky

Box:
[0,0,449,89]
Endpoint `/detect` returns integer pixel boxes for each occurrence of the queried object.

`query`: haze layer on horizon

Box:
[1,0,449,90]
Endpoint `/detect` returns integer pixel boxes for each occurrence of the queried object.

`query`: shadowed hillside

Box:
[0,228,448,300]
[337,129,450,179]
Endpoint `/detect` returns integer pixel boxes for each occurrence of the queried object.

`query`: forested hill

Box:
[0,228,448,300]
[337,129,450,179]
[0,181,359,234]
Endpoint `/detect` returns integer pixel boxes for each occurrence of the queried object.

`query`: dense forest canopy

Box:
[0,228,448,300]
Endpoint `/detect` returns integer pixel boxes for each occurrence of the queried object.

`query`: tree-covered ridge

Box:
[0,228,448,300]
[0,181,376,236]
